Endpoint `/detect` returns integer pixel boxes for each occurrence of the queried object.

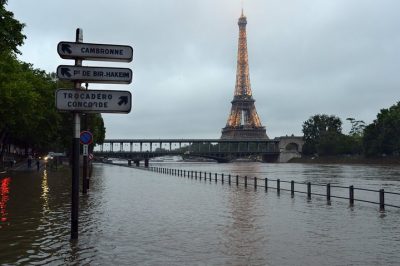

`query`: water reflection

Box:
[41,170,49,212]
[222,163,266,265]
[1,177,11,223]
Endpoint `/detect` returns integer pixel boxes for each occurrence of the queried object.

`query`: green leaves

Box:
[0,1,26,54]
[0,2,106,154]
[363,102,400,156]
[0,53,106,153]
[302,114,343,155]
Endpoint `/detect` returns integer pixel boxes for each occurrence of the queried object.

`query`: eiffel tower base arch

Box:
[221,127,268,140]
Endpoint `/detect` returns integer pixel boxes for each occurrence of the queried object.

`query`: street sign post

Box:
[58,28,133,240]
[56,65,132,84]
[57,42,133,62]
[56,89,132,113]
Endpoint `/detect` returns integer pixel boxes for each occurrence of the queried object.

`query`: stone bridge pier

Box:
[277,136,304,163]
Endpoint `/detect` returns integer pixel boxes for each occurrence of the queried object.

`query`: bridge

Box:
[93,136,303,166]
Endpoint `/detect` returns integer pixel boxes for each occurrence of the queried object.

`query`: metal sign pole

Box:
[82,83,88,195]
[71,28,83,240]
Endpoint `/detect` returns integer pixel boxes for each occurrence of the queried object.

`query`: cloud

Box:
[8,0,400,138]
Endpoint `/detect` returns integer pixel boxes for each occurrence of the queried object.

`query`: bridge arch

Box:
[277,136,304,162]
[285,142,299,152]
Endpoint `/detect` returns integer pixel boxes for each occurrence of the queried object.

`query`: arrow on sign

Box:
[61,43,72,54]
[60,67,72,77]
[118,96,128,105]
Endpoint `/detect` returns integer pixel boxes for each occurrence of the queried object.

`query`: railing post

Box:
[228,174,231,185]
[215,173,217,182]
[307,182,311,200]
[209,172,211,181]
[254,177,257,189]
[327,183,331,203]
[236,175,239,186]
[277,179,280,193]
[199,172,202,181]
[349,185,354,206]
[379,189,385,211]
[195,171,197,180]
[291,180,294,197]
[244,176,247,187]
[221,173,224,184]
[265,178,268,191]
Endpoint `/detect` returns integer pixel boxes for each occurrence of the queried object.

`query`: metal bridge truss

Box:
[94,139,280,163]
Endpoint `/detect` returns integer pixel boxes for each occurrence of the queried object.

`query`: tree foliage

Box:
[363,102,400,156]
[0,0,26,54]
[0,2,105,157]
[302,114,343,155]
[302,107,400,158]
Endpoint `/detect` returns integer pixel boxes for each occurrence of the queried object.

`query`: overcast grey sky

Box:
[8,0,400,139]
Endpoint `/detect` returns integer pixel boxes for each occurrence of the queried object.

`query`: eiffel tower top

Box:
[238,8,247,26]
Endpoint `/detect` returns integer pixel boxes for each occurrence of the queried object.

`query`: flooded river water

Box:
[1,162,400,265]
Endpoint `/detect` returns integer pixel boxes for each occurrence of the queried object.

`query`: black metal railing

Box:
[108,162,400,212]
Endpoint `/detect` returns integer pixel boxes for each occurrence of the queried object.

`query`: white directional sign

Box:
[56,89,132,113]
[57,42,133,62]
[56,65,132,84]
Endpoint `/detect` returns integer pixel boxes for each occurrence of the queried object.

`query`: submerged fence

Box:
[141,166,400,212]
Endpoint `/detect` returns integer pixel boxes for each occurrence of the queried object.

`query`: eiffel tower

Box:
[221,10,268,140]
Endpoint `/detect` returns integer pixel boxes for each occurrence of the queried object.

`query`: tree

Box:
[0,0,26,54]
[302,114,342,155]
[0,1,106,160]
[346,118,366,137]
[363,102,400,156]
[344,118,365,155]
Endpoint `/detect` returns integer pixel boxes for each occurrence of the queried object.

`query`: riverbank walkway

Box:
[1,159,45,174]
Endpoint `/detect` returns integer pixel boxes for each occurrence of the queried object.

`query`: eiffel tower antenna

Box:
[221,9,268,140]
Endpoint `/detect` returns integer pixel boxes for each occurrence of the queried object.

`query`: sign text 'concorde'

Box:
[55,89,132,113]
[56,65,132,84]
[57,42,133,62]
